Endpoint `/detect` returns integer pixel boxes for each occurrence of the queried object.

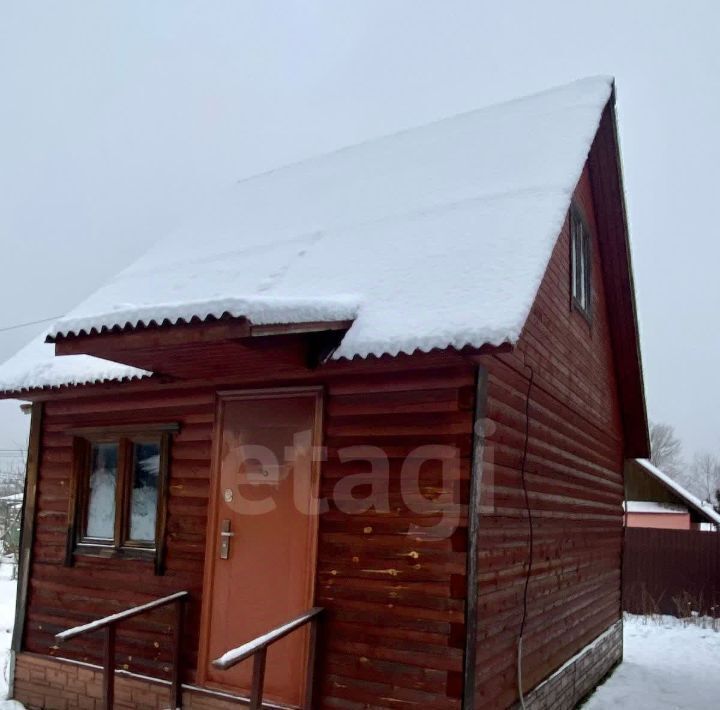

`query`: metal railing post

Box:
[249,648,267,710]
[211,606,324,709]
[55,591,190,710]
[103,624,116,710]
[304,615,320,709]
[170,595,185,709]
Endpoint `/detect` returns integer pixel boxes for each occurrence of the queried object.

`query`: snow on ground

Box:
[585,614,720,709]
[0,563,23,708]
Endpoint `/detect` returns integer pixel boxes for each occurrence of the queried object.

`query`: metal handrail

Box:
[56,590,189,710]
[211,606,324,710]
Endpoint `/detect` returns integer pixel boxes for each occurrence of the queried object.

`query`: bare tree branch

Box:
[649,421,683,477]
[690,452,720,508]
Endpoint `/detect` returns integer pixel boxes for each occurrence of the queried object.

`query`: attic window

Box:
[571,208,592,318]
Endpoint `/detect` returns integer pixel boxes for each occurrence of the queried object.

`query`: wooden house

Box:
[0,76,649,709]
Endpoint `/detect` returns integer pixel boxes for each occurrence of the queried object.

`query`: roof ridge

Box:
[231,75,615,190]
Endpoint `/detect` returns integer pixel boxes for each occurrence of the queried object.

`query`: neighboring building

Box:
[624,501,691,530]
[0,76,648,710]
[625,458,720,531]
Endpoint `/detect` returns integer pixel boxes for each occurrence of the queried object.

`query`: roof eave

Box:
[0,372,153,401]
[588,86,650,459]
[50,316,354,358]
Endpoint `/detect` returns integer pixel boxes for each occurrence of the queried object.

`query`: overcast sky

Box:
[0,1,718,464]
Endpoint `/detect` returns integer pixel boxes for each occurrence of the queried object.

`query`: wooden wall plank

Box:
[471,163,625,708]
[22,355,475,709]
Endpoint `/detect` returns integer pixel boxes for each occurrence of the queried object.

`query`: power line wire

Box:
[0,315,63,333]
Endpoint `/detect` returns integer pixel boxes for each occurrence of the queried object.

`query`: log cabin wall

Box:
[27,385,216,684]
[316,364,474,708]
[472,164,625,708]
[21,351,476,709]
[18,166,627,710]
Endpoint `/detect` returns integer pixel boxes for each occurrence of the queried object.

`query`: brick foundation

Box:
[515,620,623,710]
[12,622,622,710]
[11,653,282,709]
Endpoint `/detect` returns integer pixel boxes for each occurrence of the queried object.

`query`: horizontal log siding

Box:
[473,166,625,708]
[26,386,215,684]
[317,368,474,708]
[22,355,475,709]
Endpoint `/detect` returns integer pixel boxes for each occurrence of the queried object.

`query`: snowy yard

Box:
[0,564,16,698]
[585,614,720,709]
[0,563,22,709]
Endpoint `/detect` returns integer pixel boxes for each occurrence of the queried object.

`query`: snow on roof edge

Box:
[48,294,361,340]
[0,370,152,399]
[331,325,518,361]
[634,458,720,526]
[624,500,688,514]
[0,334,152,399]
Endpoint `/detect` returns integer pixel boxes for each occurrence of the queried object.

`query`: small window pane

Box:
[129,442,160,543]
[581,226,589,309]
[571,225,578,296]
[571,213,591,314]
[86,443,118,539]
[579,234,587,306]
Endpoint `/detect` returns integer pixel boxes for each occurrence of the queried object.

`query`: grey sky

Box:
[1,1,718,463]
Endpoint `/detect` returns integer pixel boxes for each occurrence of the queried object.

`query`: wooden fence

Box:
[623,527,720,616]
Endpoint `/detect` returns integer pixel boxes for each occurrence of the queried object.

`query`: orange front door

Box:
[204,388,322,707]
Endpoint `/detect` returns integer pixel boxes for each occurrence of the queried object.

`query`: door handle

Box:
[219,519,234,559]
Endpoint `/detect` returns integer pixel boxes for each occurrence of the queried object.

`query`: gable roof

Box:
[0,75,647,454]
[630,458,720,527]
[46,76,614,361]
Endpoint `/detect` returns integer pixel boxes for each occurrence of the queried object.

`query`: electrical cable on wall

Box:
[517,364,535,710]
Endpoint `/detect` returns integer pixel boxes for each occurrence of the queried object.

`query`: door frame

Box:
[196,385,324,694]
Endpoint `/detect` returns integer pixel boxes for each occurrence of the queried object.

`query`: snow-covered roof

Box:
[48,76,613,359]
[624,501,688,515]
[1,76,615,394]
[633,459,720,527]
[0,334,150,395]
